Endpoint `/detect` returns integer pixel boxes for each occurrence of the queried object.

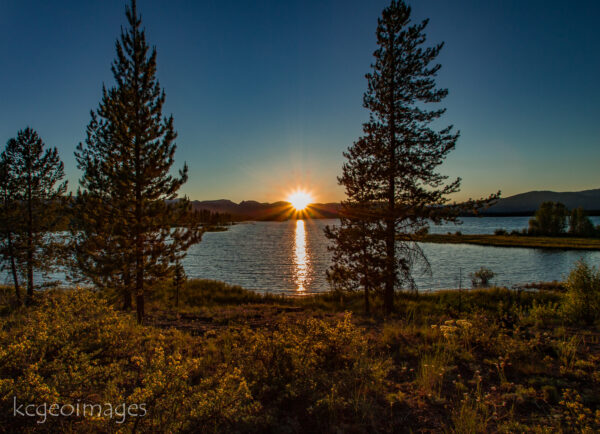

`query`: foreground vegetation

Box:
[1,274,599,433]
[413,233,600,250]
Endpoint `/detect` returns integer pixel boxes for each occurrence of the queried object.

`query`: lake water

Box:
[182,217,600,295]
[4,217,600,294]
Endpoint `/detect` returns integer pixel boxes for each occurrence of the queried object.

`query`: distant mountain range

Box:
[190,199,341,221]
[190,189,600,220]
[484,189,600,215]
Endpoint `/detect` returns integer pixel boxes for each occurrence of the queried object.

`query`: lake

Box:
[4,217,600,294]
[182,217,600,295]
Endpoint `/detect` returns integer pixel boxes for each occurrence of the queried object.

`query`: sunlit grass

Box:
[0,279,599,432]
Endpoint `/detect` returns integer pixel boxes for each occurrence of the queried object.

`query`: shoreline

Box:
[412,233,600,250]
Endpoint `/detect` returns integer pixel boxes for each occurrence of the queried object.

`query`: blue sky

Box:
[1,0,599,203]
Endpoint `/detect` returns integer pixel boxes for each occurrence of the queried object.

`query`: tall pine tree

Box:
[328,1,496,314]
[74,0,201,323]
[3,128,67,304]
[0,154,22,301]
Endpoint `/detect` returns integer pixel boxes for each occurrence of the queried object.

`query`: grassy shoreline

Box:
[202,224,229,232]
[412,233,600,250]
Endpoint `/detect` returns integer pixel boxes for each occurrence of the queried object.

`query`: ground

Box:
[0,280,599,433]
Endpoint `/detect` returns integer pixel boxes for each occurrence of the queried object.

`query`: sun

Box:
[287,190,313,211]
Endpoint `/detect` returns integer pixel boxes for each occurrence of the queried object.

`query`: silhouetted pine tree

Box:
[0,154,22,301]
[74,0,201,323]
[3,128,67,304]
[324,136,386,314]
[334,1,495,314]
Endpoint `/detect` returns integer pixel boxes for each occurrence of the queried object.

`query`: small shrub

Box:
[528,301,561,327]
[494,228,507,236]
[562,260,600,324]
[470,267,495,288]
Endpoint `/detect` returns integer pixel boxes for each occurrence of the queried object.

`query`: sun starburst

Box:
[287,190,313,211]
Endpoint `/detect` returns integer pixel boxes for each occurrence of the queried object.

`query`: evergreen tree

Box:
[74,0,201,323]
[325,137,386,314]
[3,128,67,304]
[0,154,22,301]
[330,1,496,314]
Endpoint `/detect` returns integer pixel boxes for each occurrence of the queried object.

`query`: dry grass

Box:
[414,233,600,250]
[1,281,599,432]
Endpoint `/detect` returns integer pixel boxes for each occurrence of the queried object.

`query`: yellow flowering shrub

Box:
[0,282,598,433]
[0,290,393,433]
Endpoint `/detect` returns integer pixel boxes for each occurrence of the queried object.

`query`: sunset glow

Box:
[287,190,313,211]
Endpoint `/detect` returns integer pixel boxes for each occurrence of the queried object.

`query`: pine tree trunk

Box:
[123,267,132,310]
[26,243,33,302]
[123,291,132,310]
[384,201,395,314]
[123,288,132,311]
[135,229,144,323]
[384,121,396,314]
[362,242,370,315]
[26,179,33,305]
[136,289,144,324]
[135,233,144,323]
[7,231,20,302]
[134,132,144,324]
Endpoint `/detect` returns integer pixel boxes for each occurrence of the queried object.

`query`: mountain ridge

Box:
[485,188,600,214]
[188,188,600,220]
[189,199,341,220]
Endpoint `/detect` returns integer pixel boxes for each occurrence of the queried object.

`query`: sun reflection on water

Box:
[293,219,309,292]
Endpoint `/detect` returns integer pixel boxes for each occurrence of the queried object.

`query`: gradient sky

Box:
[1,0,599,203]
